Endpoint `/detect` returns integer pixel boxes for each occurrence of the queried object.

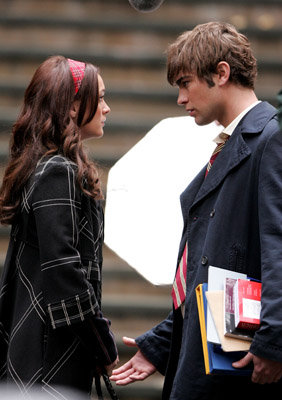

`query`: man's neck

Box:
[219,86,258,128]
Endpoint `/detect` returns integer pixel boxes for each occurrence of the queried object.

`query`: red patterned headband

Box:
[67,58,86,94]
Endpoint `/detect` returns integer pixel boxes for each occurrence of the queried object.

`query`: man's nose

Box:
[177,89,188,106]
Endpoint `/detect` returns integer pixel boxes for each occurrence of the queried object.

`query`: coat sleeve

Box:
[135,312,173,375]
[32,158,117,364]
[250,124,282,362]
[71,313,118,366]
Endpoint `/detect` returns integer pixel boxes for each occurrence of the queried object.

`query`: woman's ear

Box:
[216,61,230,87]
[70,101,79,120]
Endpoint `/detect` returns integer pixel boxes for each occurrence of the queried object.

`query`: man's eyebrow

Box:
[176,75,191,86]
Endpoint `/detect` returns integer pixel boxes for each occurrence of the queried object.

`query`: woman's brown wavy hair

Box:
[0,55,103,225]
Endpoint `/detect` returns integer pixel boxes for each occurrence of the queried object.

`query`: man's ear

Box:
[216,61,230,87]
[70,101,79,120]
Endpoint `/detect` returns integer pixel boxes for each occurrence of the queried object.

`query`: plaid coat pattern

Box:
[0,155,117,399]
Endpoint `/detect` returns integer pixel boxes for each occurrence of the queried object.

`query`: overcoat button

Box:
[201,256,208,265]
[210,209,216,217]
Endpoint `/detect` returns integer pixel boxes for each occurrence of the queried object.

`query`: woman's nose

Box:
[104,102,110,114]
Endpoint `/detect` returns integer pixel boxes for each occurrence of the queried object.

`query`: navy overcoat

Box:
[136,102,282,399]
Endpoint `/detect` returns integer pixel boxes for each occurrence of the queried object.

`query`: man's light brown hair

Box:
[167,21,257,89]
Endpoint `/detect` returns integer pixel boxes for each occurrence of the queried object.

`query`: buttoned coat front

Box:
[0,156,116,399]
[136,101,282,399]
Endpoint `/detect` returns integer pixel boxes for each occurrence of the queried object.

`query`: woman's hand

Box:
[104,356,119,377]
[110,337,156,385]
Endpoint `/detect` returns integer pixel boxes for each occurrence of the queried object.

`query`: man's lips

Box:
[187,109,196,116]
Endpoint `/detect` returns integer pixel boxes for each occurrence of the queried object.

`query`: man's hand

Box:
[233,352,282,384]
[110,337,156,385]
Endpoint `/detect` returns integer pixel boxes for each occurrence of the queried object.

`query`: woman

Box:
[0,56,118,399]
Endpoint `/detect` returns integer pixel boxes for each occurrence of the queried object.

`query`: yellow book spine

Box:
[195,284,210,374]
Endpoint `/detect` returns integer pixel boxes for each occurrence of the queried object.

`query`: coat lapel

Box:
[180,102,277,218]
[179,127,251,220]
[193,130,251,204]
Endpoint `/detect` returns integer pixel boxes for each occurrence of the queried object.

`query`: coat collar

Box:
[180,101,277,217]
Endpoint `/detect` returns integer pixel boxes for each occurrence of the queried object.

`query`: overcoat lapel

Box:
[193,130,251,205]
[192,101,278,206]
[180,128,251,222]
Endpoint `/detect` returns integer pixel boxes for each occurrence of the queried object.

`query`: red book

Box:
[234,279,262,331]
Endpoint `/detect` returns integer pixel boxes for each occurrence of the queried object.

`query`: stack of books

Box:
[196,266,261,375]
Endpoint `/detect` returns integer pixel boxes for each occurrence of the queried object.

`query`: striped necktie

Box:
[205,135,229,177]
[172,243,188,309]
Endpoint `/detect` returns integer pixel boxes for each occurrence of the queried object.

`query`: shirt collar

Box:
[213,101,261,144]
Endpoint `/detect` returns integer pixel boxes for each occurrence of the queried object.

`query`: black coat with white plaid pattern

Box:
[0,155,117,398]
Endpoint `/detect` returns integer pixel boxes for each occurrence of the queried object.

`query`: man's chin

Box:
[194,117,213,127]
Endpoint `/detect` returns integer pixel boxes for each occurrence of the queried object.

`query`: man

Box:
[111,22,282,399]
